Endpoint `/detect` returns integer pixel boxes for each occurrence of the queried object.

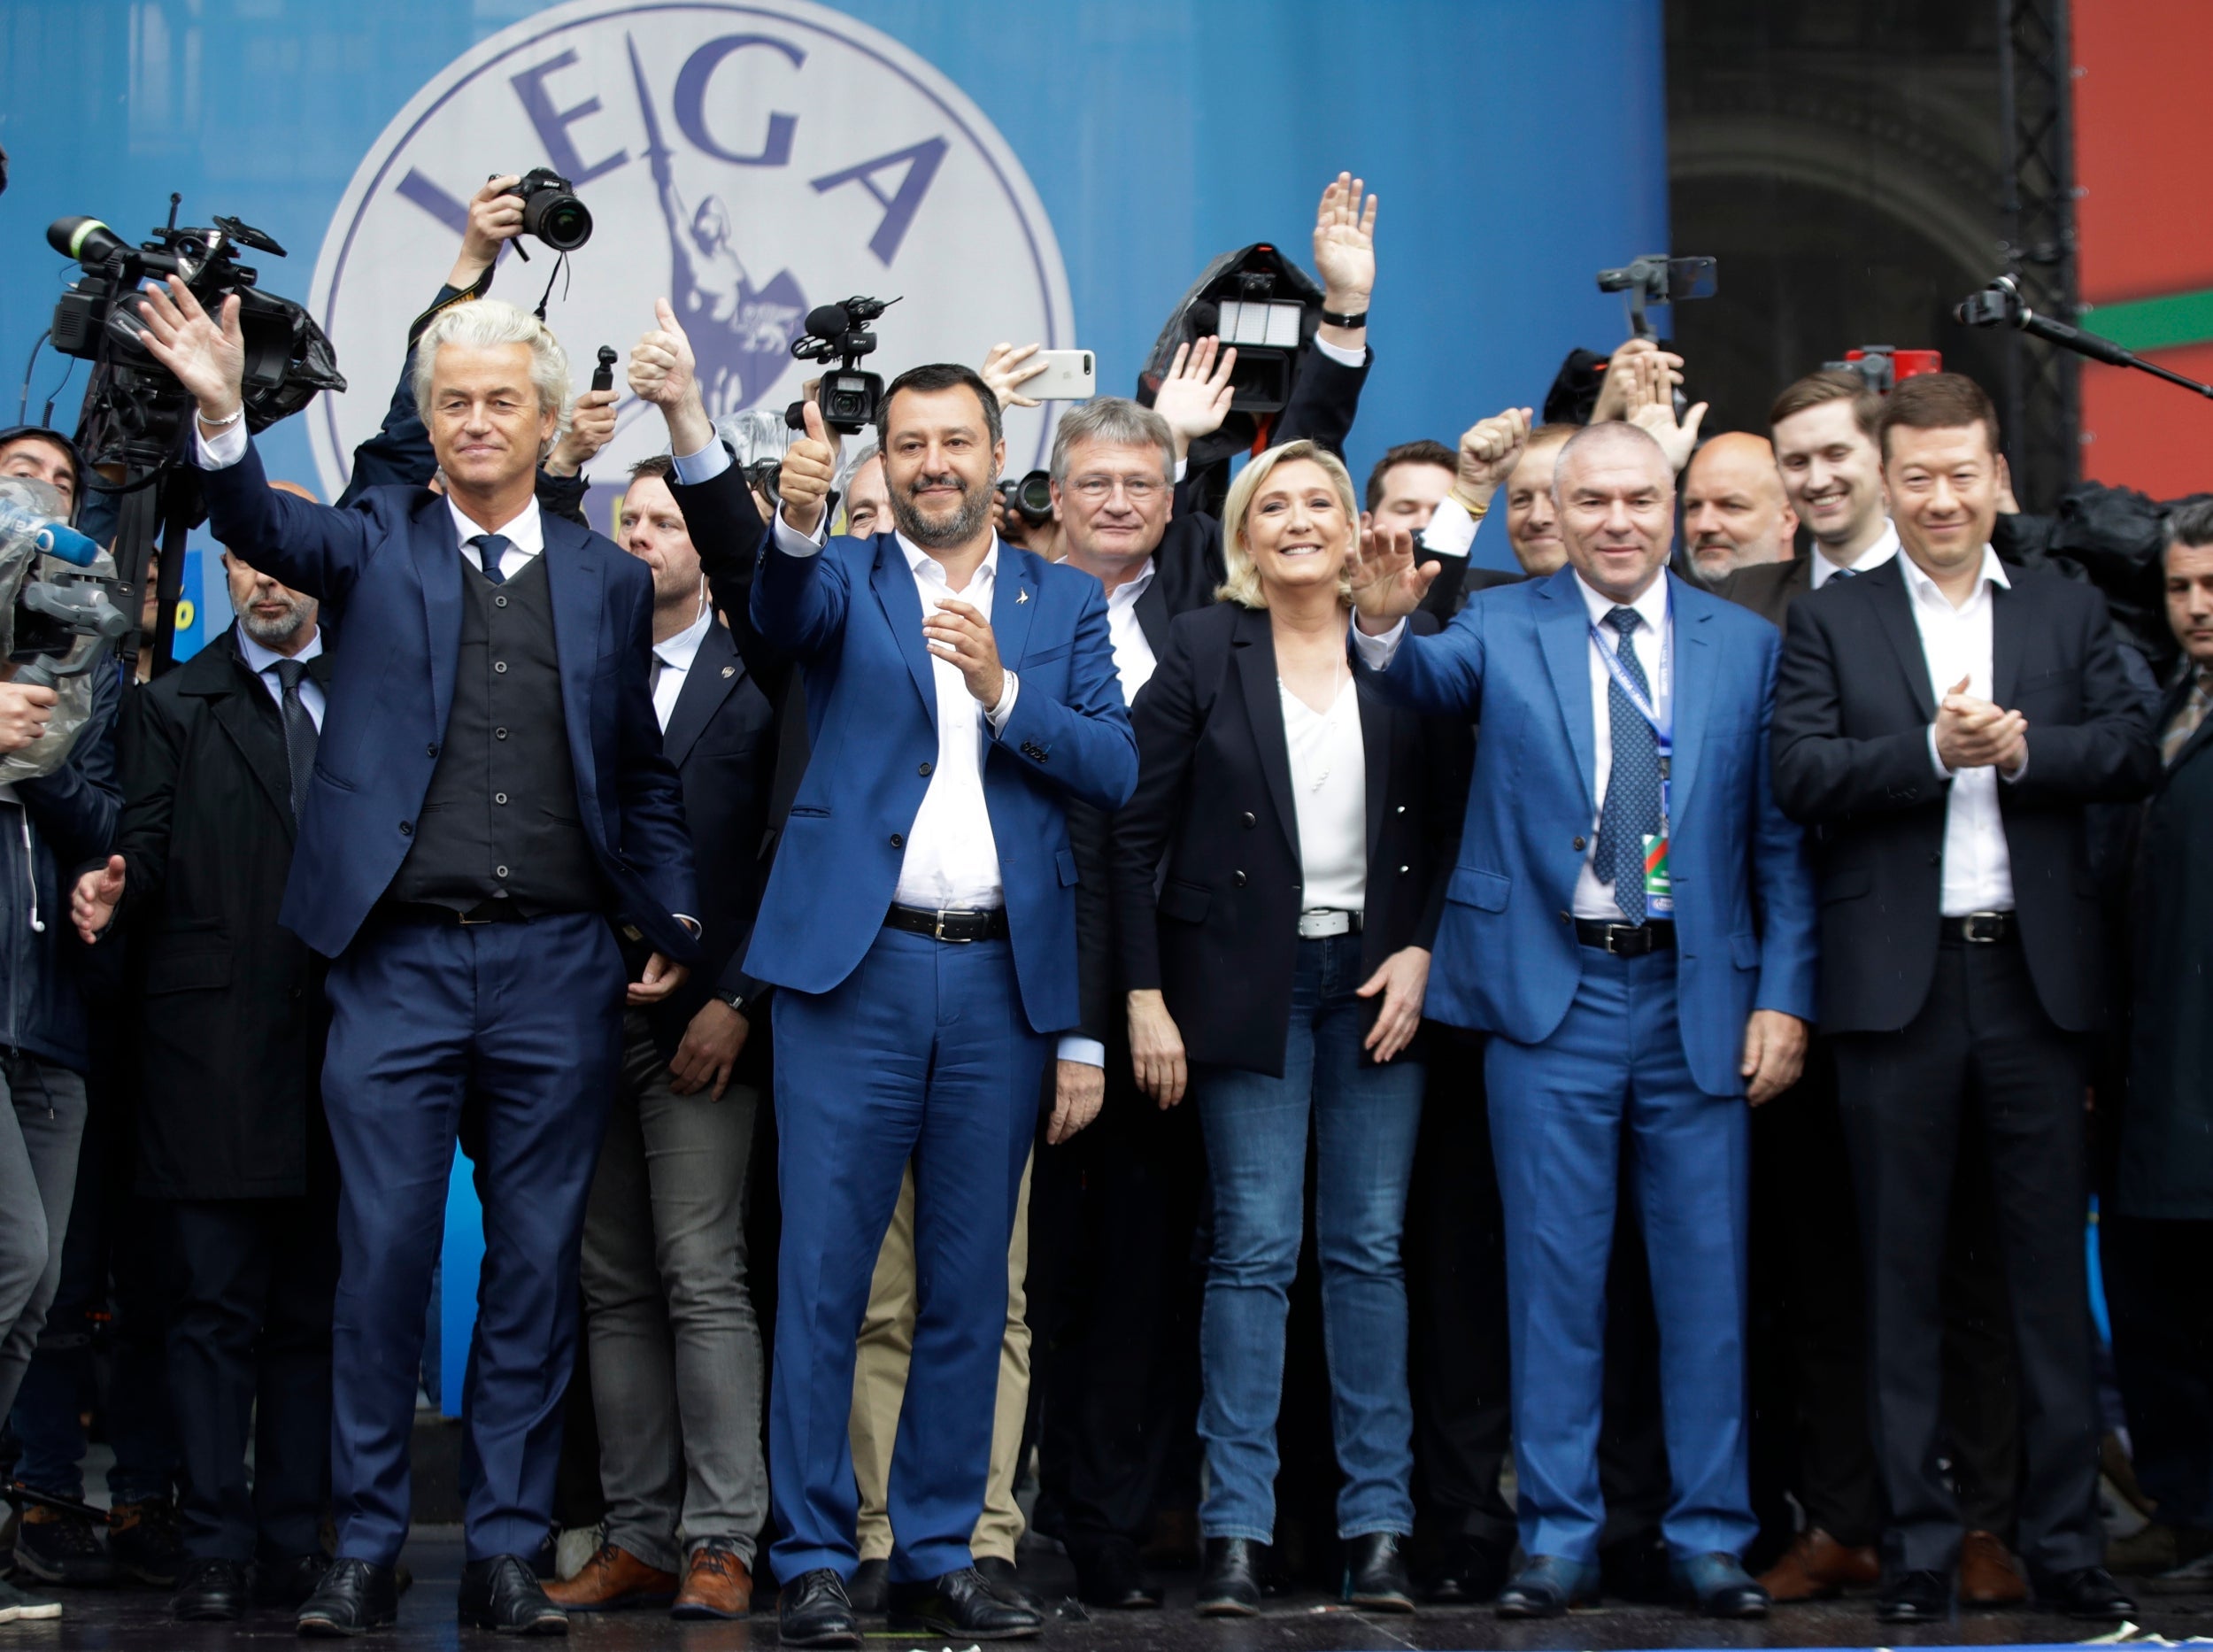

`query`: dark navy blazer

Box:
[195,439,698,963]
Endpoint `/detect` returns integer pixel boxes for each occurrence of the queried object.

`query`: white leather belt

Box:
[1296,908,1363,939]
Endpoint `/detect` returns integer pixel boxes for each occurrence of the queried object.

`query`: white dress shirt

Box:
[1810,520,1899,590]
[650,597,713,733]
[1901,544,2020,915]
[1102,561,1160,704]
[1416,493,1483,562]
[234,621,327,732]
[1353,568,1672,920]
[198,413,545,579]
[1281,673,1368,913]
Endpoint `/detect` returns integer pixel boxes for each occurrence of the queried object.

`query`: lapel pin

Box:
[1016,589,1029,605]
[722,665,736,677]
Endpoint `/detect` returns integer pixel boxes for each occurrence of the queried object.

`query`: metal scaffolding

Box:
[1996,0,2078,513]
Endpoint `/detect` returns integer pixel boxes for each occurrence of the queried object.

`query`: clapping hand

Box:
[982,342,1050,410]
[1348,521,1439,633]
[1933,675,2028,775]
[1152,336,1238,465]
[921,597,1006,710]
[1591,337,1682,425]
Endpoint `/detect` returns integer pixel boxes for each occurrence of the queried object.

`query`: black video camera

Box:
[788,297,901,435]
[996,468,1053,526]
[46,201,343,466]
[513,167,592,253]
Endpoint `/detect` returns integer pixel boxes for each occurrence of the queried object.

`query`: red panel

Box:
[2073,0,2213,303]
[2079,346,2213,499]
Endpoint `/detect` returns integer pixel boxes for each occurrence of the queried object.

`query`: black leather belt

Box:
[885,904,1009,943]
[377,899,530,926]
[1576,918,1676,956]
[1943,910,2016,945]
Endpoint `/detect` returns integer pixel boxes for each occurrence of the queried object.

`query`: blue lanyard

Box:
[1589,590,1674,830]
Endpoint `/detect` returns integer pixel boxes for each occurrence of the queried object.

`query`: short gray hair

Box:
[1551,421,1672,503]
[1050,397,1174,484]
[410,299,573,440]
[2166,496,2213,551]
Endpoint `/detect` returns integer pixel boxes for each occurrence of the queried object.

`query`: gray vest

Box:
[387,554,599,914]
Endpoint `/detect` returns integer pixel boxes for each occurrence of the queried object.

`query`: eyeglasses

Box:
[1069,475,1166,504]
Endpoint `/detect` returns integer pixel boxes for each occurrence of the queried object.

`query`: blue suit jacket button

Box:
[891,833,905,849]
[399,821,413,837]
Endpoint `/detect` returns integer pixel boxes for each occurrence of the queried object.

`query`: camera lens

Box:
[522,187,593,253]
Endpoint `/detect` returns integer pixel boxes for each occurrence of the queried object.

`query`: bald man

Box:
[1682,435,1797,587]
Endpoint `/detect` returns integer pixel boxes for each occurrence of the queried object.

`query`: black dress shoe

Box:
[258,1554,330,1609]
[2036,1565,2137,1621]
[1496,1555,1601,1619]
[1197,1538,1268,1617]
[779,1569,860,1648]
[1672,1552,1770,1619]
[1421,1535,1509,1604]
[845,1557,888,1614]
[458,1554,568,1635]
[1073,1539,1161,1610]
[890,1566,1043,1640]
[172,1558,250,1622]
[1878,1569,1953,1624]
[297,1557,401,1637]
[1342,1532,1415,1612]
[975,1556,1046,1612]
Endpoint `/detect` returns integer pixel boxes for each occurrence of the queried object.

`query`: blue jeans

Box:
[1192,931,1424,1541]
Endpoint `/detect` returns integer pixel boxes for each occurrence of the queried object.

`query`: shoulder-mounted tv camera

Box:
[786,296,901,436]
[1138,243,1328,476]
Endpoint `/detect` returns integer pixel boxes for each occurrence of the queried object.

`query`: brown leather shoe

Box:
[1959,1530,2028,1607]
[1758,1528,1881,1602]
[542,1541,678,1611]
[671,1541,752,1620]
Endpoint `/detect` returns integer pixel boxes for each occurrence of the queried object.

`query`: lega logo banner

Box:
[306,0,1074,506]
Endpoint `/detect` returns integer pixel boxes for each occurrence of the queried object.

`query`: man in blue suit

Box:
[140,280,698,1637]
[1347,421,1816,1620]
[702,366,1132,1647]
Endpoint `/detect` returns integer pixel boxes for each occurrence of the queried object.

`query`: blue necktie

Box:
[470,533,511,586]
[1828,566,1854,582]
[1592,606,1662,923]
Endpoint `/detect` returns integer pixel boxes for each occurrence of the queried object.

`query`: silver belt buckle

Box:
[1962,911,2006,944]
[933,907,973,943]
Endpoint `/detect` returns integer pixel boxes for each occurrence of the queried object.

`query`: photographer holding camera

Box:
[339,175,618,520]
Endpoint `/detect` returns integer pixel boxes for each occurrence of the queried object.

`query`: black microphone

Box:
[804,303,852,340]
[48,216,131,269]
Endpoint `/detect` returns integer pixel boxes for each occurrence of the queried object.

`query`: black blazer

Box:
[1772,555,2158,1034]
[1716,554,1813,630]
[1420,555,1527,621]
[637,615,779,1075]
[1113,602,1466,1077]
[117,632,332,1200]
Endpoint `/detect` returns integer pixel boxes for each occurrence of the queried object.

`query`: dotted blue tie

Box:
[470,533,511,586]
[1592,606,1661,923]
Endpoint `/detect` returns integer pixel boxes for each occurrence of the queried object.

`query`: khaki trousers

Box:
[850,1153,1032,1563]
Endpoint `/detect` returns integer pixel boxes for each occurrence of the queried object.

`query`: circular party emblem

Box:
[306,0,1073,512]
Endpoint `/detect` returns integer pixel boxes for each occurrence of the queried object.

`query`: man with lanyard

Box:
[1346,421,1816,1621]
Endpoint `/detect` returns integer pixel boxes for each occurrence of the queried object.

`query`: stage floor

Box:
[19,1531,2213,1651]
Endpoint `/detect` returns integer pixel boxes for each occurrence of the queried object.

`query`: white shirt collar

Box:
[234,619,323,675]
[1572,566,1672,633]
[898,530,1000,593]
[653,594,714,671]
[1811,519,1901,589]
[1106,559,1157,609]
[1899,542,2010,610]
[445,493,545,560]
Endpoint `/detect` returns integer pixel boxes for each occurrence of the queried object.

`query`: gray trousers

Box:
[578,1015,767,1571]
[0,1053,89,1421]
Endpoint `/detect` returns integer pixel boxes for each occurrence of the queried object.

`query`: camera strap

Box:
[406,265,495,351]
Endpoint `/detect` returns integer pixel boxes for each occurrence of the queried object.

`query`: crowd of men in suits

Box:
[0,166,2208,1648]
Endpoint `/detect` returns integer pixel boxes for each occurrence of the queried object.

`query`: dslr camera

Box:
[46,201,343,462]
[788,297,899,435]
[513,167,592,253]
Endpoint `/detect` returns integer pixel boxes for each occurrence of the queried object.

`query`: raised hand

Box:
[545,387,619,477]
[72,854,125,946]
[921,596,1006,710]
[1152,336,1238,463]
[451,174,525,290]
[1455,406,1533,506]
[1628,395,1708,473]
[981,342,1049,410]
[1313,171,1377,315]
[135,275,245,423]
[778,399,837,537]
[628,297,713,460]
[1591,337,1683,425]
[1348,521,1438,632]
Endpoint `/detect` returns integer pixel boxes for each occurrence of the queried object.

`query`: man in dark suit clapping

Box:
[1772,373,2156,1625]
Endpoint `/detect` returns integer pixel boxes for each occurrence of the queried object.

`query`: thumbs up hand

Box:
[630,297,713,453]
[780,398,838,537]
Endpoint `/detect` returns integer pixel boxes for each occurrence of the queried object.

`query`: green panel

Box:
[2081,289,2213,353]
